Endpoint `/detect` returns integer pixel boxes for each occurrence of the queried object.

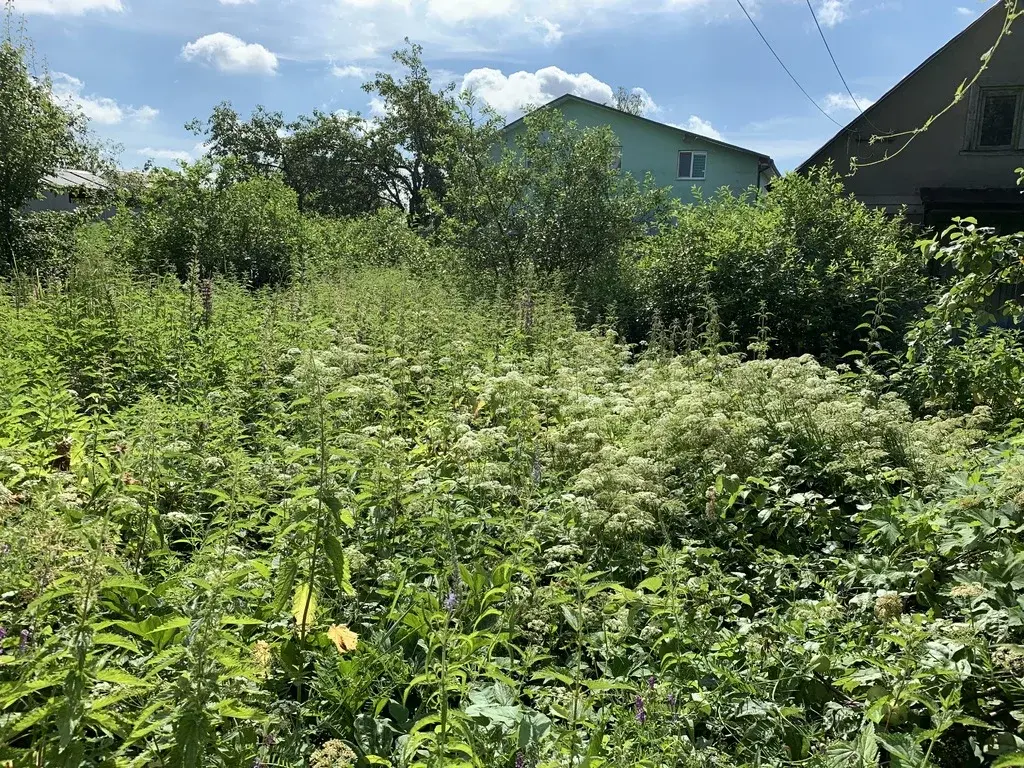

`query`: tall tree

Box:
[284,111,387,217]
[363,41,460,224]
[189,103,388,216]
[187,102,287,182]
[613,87,647,116]
[0,18,89,272]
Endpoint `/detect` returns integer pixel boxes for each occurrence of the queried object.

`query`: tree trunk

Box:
[0,206,15,276]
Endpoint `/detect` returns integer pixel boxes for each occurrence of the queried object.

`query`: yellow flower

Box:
[251,640,272,677]
[327,624,359,654]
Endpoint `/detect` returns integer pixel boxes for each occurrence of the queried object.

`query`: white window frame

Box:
[677,150,708,181]
[968,86,1024,151]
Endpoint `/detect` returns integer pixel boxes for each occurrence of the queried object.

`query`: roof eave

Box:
[501,93,776,168]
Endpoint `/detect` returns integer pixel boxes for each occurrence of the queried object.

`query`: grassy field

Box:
[1,264,1022,768]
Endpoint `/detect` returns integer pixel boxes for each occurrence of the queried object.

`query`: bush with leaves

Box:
[634,166,928,359]
[440,105,671,323]
[901,219,1024,423]
[113,160,307,286]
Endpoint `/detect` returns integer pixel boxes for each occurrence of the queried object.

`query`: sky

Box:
[7,0,998,171]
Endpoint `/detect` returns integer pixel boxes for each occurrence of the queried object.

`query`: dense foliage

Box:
[440,106,669,322]
[0,26,97,273]
[6,13,1024,767]
[635,168,928,359]
[1,244,1024,767]
[900,219,1024,423]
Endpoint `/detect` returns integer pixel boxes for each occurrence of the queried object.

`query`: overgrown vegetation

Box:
[5,11,1024,768]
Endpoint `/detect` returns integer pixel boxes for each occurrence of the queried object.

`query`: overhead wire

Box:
[804,0,884,133]
[733,0,847,129]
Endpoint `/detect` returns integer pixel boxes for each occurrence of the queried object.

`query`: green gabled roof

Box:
[502,93,780,177]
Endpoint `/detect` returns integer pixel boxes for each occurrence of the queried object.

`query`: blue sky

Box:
[9,0,995,170]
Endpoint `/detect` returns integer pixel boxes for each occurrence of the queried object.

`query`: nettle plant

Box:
[1,246,1024,767]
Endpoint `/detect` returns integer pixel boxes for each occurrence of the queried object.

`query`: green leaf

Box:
[95,668,150,688]
[99,576,152,594]
[145,617,191,636]
[636,576,663,593]
[323,534,355,596]
[325,494,355,528]
[995,756,1024,768]
[93,633,142,654]
[272,559,298,613]
[293,581,317,631]
[561,605,580,632]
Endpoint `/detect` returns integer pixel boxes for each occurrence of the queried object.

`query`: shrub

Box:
[901,220,1024,423]
[303,207,456,277]
[439,106,671,322]
[634,167,928,359]
[5,210,88,278]
[114,161,306,286]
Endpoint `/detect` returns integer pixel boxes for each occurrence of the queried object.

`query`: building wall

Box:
[24,191,76,213]
[503,99,767,204]
[806,7,1024,220]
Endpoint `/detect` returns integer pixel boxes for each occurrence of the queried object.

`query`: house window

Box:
[611,144,622,171]
[678,151,707,180]
[973,87,1023,149]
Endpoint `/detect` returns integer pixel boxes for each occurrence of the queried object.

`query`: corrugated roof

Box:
[42,169,111,191]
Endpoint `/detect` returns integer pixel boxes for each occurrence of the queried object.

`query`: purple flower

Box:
[0,627,6,656]
[18,629,29,653]
[515,752,526,768]
[444,591,458,613]
[634,695,646,725]
[667,692,677,708]
[648,675,657,690]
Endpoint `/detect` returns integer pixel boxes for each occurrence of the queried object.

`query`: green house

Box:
[501,94,779,204]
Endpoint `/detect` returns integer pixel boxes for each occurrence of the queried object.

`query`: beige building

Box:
[800,2,1024,229]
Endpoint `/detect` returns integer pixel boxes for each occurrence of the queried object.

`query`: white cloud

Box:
[132,105,160,124]
[136,147,192,162]
[674,115,724,141]
[12,0,121,14]
[181,33,279,75]
[955,5,975,15]
[631,87,660,115]
[461,66,614,119]
[823,92,875,114]
[273,0,741,67]
[525,16,563,45]
[816,0,849,27]
[220,0,258,4]
[426,0,516,23]
[332,64,369,78]
[51,72,159,126]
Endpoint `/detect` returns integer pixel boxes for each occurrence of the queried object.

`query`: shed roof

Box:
[42,169,111,192]
[502,94,780,177]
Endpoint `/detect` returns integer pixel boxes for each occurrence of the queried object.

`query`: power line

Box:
[734,0,845,128]
[805,0,883,134]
